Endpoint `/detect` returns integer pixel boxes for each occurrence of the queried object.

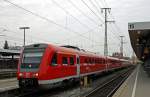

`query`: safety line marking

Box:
[131,65,139,97]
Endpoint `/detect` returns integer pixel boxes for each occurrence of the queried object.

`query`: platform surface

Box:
[113,64,150,97]
[0,78,18,92]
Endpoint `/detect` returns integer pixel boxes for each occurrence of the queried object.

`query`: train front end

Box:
[17,44,48,88]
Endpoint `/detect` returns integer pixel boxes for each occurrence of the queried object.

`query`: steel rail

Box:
[84,67,134,97]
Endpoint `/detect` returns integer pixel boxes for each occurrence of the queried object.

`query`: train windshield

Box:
[20,48,45,72]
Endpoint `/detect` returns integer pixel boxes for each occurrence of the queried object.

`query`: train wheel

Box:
[19,78,39,89]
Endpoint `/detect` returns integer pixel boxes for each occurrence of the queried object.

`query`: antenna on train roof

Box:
[60,45,80,51]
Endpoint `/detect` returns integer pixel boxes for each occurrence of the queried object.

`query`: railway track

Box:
[0,82,79,97]
[0,66,135,97]
[0,70,16,79]
[83,67,134,97]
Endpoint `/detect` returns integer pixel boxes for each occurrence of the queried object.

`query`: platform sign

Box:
[128,22,150,30]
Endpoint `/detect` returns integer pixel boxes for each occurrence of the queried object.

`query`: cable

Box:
[3,0,101,44]
[51,0,93,30]
[109,18,131,55]
[61,25,101,43]
[109,28,120,43]
[80,0,104,22]
[103,0,109,7]
[109,24,120,40]
[2,27,61,44]
[94,0,102,8]
[67,0,98,25]
[88,0,102,17]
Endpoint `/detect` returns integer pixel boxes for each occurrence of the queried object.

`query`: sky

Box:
[0,0,149,57]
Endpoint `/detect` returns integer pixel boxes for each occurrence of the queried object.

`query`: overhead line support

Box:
[101,8,114,56]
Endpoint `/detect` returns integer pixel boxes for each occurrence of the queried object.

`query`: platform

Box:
[0,78,18,92]
[113,64,150,97]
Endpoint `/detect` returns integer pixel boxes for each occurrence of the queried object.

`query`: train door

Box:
[76,55,80,77]
[61,54,69,77]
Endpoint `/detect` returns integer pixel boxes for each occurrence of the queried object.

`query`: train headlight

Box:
[33,73,39,77]
[19,73,23,77]
[35,73,39,77]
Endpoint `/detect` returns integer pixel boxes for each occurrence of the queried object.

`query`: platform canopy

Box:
[0,49,20,56]
[128,22,150,61]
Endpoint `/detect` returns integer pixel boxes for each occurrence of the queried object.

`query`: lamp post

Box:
[19,27,30,46]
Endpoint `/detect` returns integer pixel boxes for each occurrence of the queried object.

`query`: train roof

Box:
[47,43,105,58]
[107,56,121,60]
[24,43,126,60]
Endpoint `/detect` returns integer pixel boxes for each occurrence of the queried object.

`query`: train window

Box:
[101,59,103,64]
[92,58,95,64]
[103,59,106,64]
[70,57,74,65]
[96,59,98,64]
[62,57,68,65]
[90,58,92,64]
[86,58,88,63]
[89,58,91,63]
[95,59,98,64]
[77,57,80,64]
[99,58,102,64]
[51,53,57,66]
[85,59,87,63]
[88,58,90,63]
[86,58,89,63]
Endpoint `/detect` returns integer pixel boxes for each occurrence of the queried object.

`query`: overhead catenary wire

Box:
[83,0,122,55]
[0,27,62,45]
[3,0,129,56]
[110,23,132,55]
[60,22,105,43]
[67,0,98,25]
[108,25,121,41]
[101,0,132,56]
[61,27,96,42]
[88,0,102,18]
[96,0,122,37]
[51,0,94,30]
[103,0,109,8]
[94,0,103,8]
[100,1,125,37]
[80,0,104,22]
[3,0,101,44]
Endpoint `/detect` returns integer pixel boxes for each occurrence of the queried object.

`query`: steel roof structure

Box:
[0,49,20,56]
[128,22,150,60]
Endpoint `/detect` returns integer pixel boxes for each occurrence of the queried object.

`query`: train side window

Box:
[86,58,88,63]
[92,58,95,64]
[88,58,90,63]
[85,58,88,63]
[96,59,98,64]
[70,57,74,65]
[99,58,102,64]
[77,57,79,64]
[90,58,92,64]
[51,53,57,66]
[95,59,98,64]
[62,57,68,65]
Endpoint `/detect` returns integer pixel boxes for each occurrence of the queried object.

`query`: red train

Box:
[17,43,130,88]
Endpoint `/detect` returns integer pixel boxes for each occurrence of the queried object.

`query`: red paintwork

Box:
[17,43,131,83]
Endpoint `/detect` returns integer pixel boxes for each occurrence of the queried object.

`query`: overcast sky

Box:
[0,0,149,57]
